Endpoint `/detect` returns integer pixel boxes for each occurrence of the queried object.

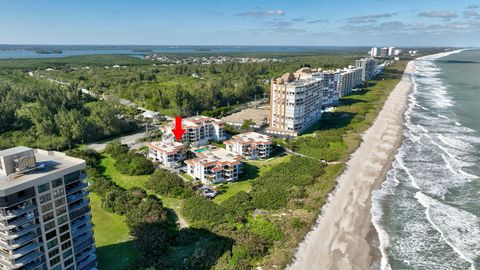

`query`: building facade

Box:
[147,141,186,168]
[337,66,363,97]
[160,116,226,146]
[267,72,322,136]
[0,147,96,270]
[355,58,377,81]
[224,132,272,160]
[185,147,243,185]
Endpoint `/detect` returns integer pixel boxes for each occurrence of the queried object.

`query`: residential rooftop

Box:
[186,147,241,166]
[147,140,184,154]
[0,147,85,193]
[225,132,272,145]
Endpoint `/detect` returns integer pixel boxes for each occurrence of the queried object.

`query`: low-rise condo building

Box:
[0,147,96,270]
[224,132,272,159]
[267,72,322,137]
[147,141,186,168]
[185,147,243,185]
[160,116,226,146]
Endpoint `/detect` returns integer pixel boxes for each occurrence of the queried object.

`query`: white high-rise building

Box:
[267,72,322,136]
[370,47,378,57]
[355,58,377,81]
[0,147,96,270]
[388,46,395,56]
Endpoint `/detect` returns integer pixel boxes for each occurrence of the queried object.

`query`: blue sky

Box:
[1,0,479,46]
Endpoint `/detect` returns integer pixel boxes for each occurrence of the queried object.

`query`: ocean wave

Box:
[415,192,480,270]
[372,48,477,269]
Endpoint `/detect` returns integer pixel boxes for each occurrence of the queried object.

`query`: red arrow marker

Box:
[172,116,186,141]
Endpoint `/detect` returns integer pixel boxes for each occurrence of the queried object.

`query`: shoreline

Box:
[287,60,415,270]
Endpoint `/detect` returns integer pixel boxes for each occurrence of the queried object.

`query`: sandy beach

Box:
[287,61,415,270]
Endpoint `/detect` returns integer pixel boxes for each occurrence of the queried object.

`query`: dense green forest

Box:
[30,53,362,116]
[0,70,137,150]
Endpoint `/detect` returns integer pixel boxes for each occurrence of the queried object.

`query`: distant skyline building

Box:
[370,47,378,57]
[0,147,96,270]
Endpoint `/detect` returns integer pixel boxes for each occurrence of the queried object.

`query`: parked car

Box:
[198,186,218,198]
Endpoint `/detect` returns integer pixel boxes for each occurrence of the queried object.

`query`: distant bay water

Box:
[372,49,480,270]
[0,45,367,59]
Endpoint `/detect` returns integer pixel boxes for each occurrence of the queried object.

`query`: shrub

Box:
[145,169,192,198]
[221,191,254,223]
[104,139,129,158]
[182,196,225,226]
[114,151,155,175]
[247,217,282,242]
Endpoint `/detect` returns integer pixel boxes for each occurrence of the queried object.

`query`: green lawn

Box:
[90,193,139,270]
[98,154,149,189]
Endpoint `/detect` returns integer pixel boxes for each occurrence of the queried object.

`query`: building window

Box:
[41,202,53,213]
[46,230,57,241]
[39,193,51,204]
[43,212,54,222]
[61,241,72,250]
[64,257,74,267]
[53,189,64,198]
[52,178,63,188]
[48,248,59,258]
[59,224,69,234]
[54,197,65,207]
[44,221,56,232]
[60,232,70,243]
[56,206,66,216]
[38,183,50,193]
[57,214,68,225]
[47,239,58,250]
[52,265,62,270]
[50,256,60,267]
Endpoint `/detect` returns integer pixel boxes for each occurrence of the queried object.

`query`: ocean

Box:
[372,49,480,270]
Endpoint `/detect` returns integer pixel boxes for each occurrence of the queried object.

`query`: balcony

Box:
[66,181,88,195]
[77,254,97,269]
[11,250,43,268]
[75,247,95,262]
[11,241,42,260]
[20,257,45,270]
[0,202,36,221]
[69,205,90,221]
[1,211,37,230]
[71,215,91,229]
[2,223,40,240]
[73,232,93,247]
[67,190,89,204]
[72,223,93,238]
[68,198,90,213]
[74,237,94,254]
[10,231,38,249]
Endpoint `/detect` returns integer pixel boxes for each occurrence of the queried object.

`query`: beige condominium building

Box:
[185,147,243,185]
[159,116,226,146]
[267,72,322,137]
[224,132,272,160]
[146,141,186,168]
[0,147,96,270]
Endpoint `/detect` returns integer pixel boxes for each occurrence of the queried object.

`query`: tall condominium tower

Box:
[0,147,96,270]
[267,72,322,136]
[355,58,377,81]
